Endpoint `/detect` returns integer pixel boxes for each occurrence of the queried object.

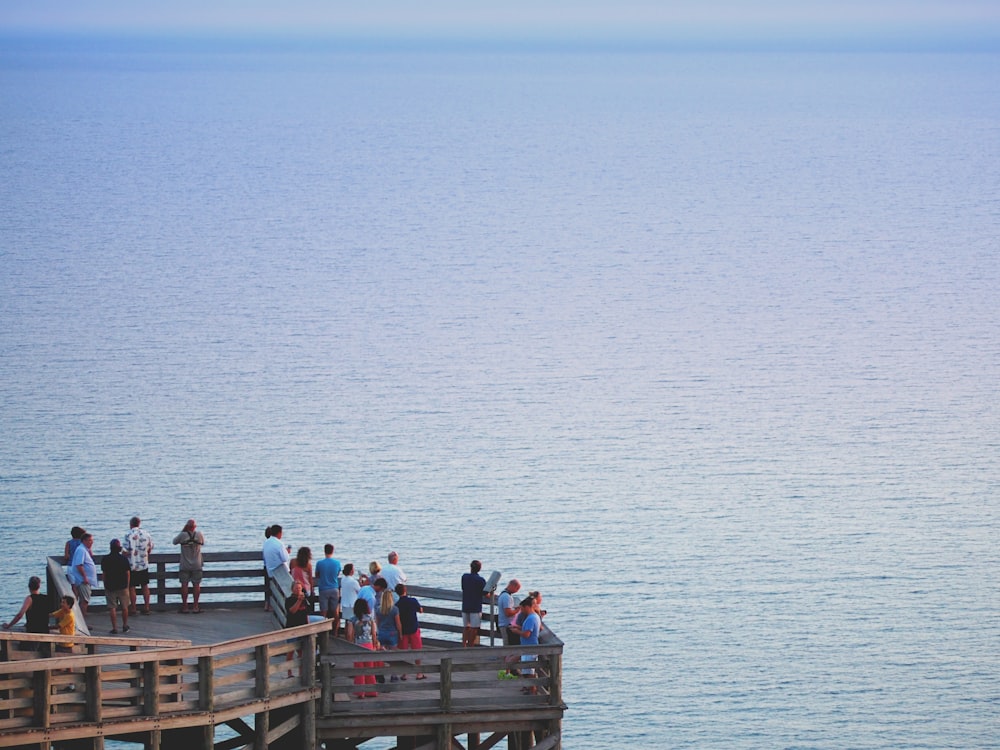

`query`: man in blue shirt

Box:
[315,543,343,629]
[510,596,541,691]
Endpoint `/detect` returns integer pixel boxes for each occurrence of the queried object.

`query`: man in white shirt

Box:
[380,550,407,591]
[262,524,290,575]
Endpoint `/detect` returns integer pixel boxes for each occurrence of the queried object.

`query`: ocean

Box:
[1,36,998,748]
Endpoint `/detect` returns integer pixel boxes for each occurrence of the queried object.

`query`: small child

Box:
[51,595,76,653]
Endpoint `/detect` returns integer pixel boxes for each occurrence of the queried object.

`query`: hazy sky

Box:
[2,0,999,42]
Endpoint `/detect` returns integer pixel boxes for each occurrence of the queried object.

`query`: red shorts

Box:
[400,630,423,650]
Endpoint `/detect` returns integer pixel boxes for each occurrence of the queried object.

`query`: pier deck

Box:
[0,552,564,749]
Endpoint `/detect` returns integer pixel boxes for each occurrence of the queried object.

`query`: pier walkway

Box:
[0,552,565,750]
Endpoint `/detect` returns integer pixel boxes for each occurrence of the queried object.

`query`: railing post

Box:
[143,660,160,715]
[320,659,332,715]
[254,641,271,747]
[300,633,316,688]
[549,652,562,706]
[156,560,166,607]
[32,668,51,729]
[439,658,452,712]
[198,655,214,712]
[255,643,271,698]
[437,722,453,750]
[301,684,317,750]
[85,664,102,722]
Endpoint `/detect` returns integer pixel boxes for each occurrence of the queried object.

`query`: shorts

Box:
[56,645,74,654]
[179,569,203,585]
[502,626,520,647]
[75,583,92,604]
[318,588,340,615]
[400,630,423,650]
[106,588,128,610]
[462,612,482,628]
[520,653,537,677]
[379,630,399,648]
[131,568,150,588]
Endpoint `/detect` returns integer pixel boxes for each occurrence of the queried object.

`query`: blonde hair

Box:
[369,561,382,577]
[379,589,395,615]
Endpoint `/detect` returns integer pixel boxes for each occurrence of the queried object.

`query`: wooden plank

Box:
[0,716,33,731]
[266,711,300,744]
[213,652,253,670]
[0,631,191,649]
[215,669,256,688]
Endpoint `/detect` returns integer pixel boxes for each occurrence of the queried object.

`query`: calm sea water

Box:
[1,37,998,748]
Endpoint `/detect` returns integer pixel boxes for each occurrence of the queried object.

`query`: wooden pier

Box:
[0,552,565,749]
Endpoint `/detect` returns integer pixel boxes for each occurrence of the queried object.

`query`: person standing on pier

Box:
[346,598,379,698]
[340,563,360,625]
[3,576,49,633]
[396,583,426,680]
[63,526,86,564]
[100,539,131,633]
[510,596,541,693]
[290,547,315,603]
[262,524,290,576]
[357,575,384,617]
[70,532,97,617]
[461,559,489,647]
[315,543,342,630]
[124,516,154,616]
[497,578,522,647]
[173,519,205,614]
[380,550,407,591]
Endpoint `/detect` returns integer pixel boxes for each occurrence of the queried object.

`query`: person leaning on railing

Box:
[3,575,49,633]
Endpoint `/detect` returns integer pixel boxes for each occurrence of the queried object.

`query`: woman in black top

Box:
[3,576,49,633]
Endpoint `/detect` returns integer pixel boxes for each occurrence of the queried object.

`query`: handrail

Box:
[0,631,190,650]
[0,618,332,676]
[48,550,270,615]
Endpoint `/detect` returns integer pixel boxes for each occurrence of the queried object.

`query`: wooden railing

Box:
[0,618,333,748]
[0,631,191,661]
[52,551,268,611]
[321,640,563,713]
[47,550,269,637]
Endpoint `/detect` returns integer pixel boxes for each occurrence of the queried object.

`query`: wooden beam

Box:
[265,712,300,744]
[530,732,560,750]
[32,669,50,730]
[86,664,102,722]
[255,709,269,750]
[199,655,215,712]
[439,659,452,712]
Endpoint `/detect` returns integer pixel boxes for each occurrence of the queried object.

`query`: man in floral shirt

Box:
[124,516,154,615]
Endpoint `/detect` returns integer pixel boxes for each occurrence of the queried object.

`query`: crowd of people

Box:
[4,521,549,692]
[2,516,204,638]
[262,526,549,696]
